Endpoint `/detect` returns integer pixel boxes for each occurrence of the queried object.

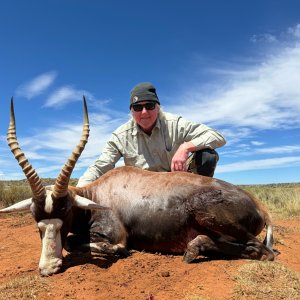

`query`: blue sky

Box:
[1,1,300,184]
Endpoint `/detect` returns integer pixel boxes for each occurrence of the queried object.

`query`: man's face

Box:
[131,101,159,133]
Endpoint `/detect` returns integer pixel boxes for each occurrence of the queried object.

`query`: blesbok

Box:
[0,97,275,276]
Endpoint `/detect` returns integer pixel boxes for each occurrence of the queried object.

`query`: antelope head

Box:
[0,97,105,276]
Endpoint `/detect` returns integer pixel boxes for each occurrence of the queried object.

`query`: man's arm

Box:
[77,135,122,187]
[171,117,226,172]
[171,141,197,171]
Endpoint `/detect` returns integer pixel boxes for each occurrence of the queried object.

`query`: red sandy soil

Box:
[0,213,299,300]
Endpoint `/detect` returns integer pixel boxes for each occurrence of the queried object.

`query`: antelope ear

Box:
[74,195,110,210]
[0,198,32,213]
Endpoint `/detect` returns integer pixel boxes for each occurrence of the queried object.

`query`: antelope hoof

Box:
[183,250,198,263]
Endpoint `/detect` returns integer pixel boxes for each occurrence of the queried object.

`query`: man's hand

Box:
[171,142,197,172]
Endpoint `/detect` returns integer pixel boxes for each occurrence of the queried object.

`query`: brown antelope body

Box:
[0,97,275,276]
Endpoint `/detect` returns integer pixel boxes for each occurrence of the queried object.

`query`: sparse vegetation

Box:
[232,261,300,299]
[0,178,78,208]
[242,184,300,219]
[0,180,32,207]
[0,275,50,300]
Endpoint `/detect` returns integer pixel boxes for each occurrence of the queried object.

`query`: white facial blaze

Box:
[38,219,63,276]
[44,191,54,214]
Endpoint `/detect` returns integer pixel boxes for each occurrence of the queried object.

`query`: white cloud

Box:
[221,143,300,160]
[0,171,25,180]
[251,141,265,146]
[0,85,129,178]
[217,156,300,173]
[250,33,277,43]
[16,71,57,99]
[288,24,300,38]
[44,86,93,108]
[219,128,253,146]
[1,110,128,178]
[0,157,5,177]
[169,39,300,131]
[256,145,300,154]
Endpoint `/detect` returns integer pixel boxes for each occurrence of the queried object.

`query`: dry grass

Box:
[232,261,300,299]
[241,184,300,219]
[0,275,50,300]
[0,178,78,208]
[0,181,32,207]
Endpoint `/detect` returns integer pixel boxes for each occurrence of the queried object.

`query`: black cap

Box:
[130,82,160,108]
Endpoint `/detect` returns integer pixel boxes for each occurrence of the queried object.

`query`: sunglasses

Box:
[131,102,156,112]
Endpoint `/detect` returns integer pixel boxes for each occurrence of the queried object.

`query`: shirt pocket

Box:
[124,153,148,168]
[165,142,181,160]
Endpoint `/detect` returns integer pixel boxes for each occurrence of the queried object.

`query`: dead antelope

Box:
[0,97,275,276]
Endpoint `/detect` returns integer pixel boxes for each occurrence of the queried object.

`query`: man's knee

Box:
[191,149,219,177]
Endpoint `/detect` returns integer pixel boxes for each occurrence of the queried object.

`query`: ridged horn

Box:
[7,97,46,200]
[52,96,89,198]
